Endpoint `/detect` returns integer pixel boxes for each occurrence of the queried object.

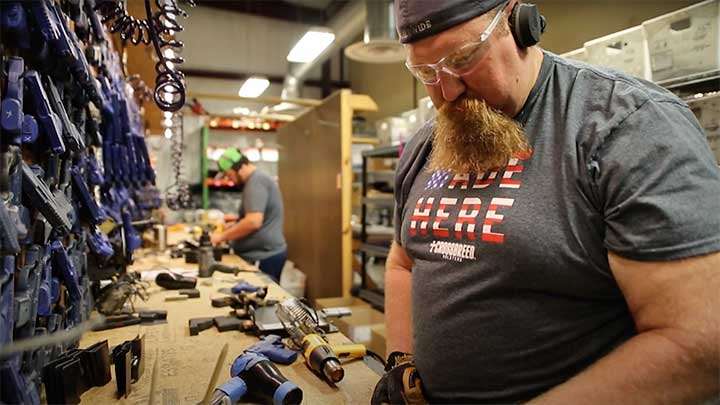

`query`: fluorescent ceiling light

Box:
[287,29,335,63]
[238,76,270,98]
[233,106,252,115]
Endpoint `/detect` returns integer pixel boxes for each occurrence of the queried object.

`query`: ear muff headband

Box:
[509,3,546,48]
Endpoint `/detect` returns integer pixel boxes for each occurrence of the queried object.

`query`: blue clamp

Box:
[245,334,298,365]
[231,281,260,294]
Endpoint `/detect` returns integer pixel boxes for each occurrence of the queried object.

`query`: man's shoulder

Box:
[549,51,686,112]
[251,170,273,183]
[544,51,693,140]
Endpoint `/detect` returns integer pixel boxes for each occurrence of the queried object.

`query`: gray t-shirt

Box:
[232,170,286,262]
[394,51,720,402]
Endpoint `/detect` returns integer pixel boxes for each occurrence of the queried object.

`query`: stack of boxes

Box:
[560,0,720,164]
[375,97,436,146]
[316,297,387,358]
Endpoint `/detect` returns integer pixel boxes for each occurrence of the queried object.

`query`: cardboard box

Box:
[585,26,651,80]
[689,94,720,138]
[334,307,385,344]
[561,47,589,63]
[314,296,370,310]
[368,324,387,358]
[642,0,720,82]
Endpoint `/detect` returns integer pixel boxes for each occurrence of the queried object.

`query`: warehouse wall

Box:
[348,0,705,125]
[537,0,705,54]
[178,6,343,104]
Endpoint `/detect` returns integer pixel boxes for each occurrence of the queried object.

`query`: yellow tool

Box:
[276,298,366,384]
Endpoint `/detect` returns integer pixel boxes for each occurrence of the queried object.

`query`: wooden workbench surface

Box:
[79,251,380,404]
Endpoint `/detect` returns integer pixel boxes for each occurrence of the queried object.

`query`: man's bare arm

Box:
[211,212,264,245]
[385,242,415,354]
[531,251,720,403]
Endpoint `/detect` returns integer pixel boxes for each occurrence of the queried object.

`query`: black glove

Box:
[371,352,426,405]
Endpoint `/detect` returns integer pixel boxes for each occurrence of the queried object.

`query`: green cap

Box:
[217,147,245,172]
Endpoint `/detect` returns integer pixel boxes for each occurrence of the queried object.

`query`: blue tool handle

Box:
[1,3,31,50]
[231,281,259,294]
[84,0,105,43]
[21,162,71,233]
[43,76,84,152]
[46,0,78,62]
[1,57,24,139]
[22,115,39,144]
[121,210,141,256]
[37,264,52,316]
[247,335,298,365]
[273,381,300,405]
[0,201,20,254]
[23,71,65,154]
[87,228,114,260]
[265,346,299,365]
[87,154,105,186]
[30,0,61,45]
[50,240,81,302]
[71,169,103,225]
[216,377,247,403]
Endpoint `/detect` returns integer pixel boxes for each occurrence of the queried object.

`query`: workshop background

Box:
[0,0,718,403]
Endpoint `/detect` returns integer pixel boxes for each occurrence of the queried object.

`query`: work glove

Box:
[371,351,426,405]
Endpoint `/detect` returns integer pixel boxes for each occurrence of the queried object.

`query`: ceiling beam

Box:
[325,0,351,20]
[198,1,327,25]
[184,68,351,89]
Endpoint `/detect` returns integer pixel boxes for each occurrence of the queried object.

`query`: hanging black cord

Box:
[144,0,187,112]
[95,0,191,112]
[95,0,151,45]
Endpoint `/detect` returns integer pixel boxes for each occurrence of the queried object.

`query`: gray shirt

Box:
[232,170,286,262]
[394,51,720,402]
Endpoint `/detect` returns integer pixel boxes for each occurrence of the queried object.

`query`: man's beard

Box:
[429,96,529,174]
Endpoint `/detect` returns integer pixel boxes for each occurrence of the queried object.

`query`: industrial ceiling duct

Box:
[278,0,365,110]
[344,0,405,64]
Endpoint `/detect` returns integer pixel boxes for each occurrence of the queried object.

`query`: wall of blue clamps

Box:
[0,1,161,402]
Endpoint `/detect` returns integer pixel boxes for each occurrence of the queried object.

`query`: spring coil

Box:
[277,298,322,337]
[165,113,191,210]
[95,0,151,45]
[95,0,193,112]
[146,0,189,112]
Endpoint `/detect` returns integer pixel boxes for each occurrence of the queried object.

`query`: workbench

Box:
[79,251,380,404]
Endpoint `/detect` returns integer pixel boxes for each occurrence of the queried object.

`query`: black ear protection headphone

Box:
[508,2,547,48]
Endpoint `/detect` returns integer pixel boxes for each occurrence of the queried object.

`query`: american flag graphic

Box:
[425,170,451,190]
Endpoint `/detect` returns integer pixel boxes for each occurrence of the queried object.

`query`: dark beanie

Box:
[395,0,506,44]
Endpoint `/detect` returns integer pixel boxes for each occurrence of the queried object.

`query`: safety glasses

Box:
[405,1,509,85]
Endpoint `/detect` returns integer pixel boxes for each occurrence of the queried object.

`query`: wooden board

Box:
[277,92,345,299]
[79,253,379,404]
[278,90,377,300]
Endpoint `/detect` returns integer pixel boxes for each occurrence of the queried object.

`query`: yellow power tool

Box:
[276,298,366,384]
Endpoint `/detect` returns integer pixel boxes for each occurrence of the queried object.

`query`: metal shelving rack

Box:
[357,145,402,310]
[659,70,720,165]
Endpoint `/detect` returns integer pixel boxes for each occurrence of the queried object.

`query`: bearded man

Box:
[372,0,720,403]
